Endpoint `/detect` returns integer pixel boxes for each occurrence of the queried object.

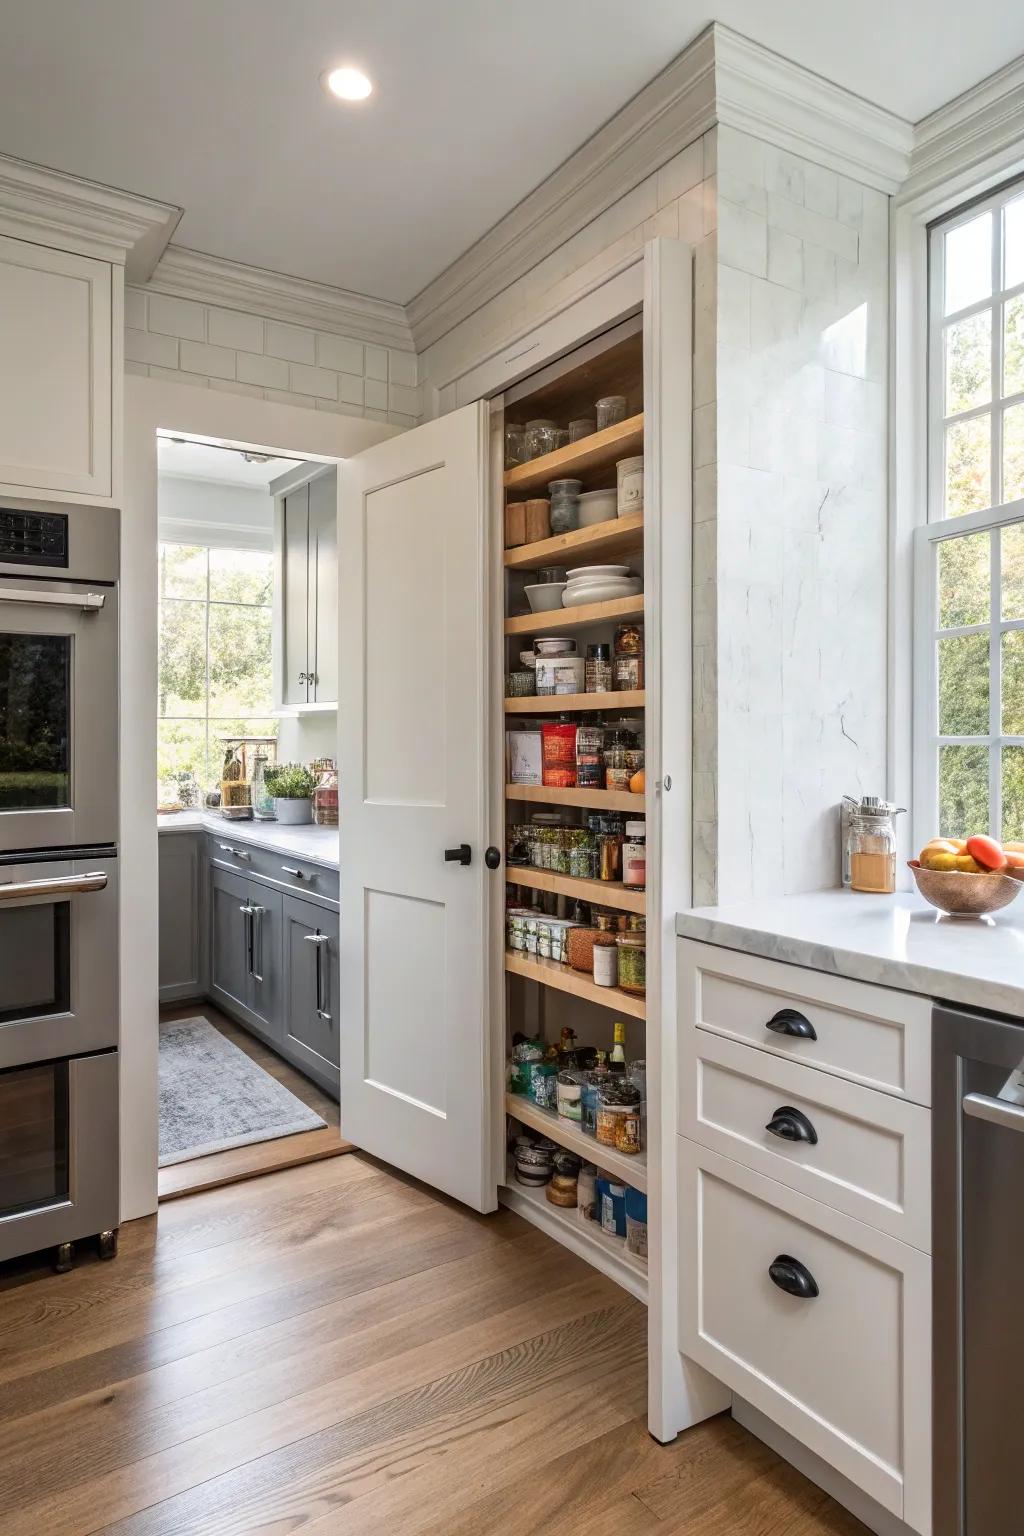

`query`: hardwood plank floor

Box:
[157,1002,353,1200]
[0,1156,870,1536]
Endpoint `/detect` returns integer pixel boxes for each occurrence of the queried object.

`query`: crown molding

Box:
[713,24,913,194]
[899,52,1024,208]
[0,153,180,281]
[145,245,414,351]
[407,27,717,353]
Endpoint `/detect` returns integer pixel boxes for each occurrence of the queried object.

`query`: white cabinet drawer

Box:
[679,1140,931,1530]
[678,939,931,1104]
[680,1031,932,1250]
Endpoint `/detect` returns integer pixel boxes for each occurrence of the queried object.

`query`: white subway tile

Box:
[315,397,363,416]
[208,307,264,353]
[717,169,767,218]
[179,339,236,380]
[763,146,805,204]
[767,228,802,292]
[824,370,884,434]
[317,333,364,374]
[124,359,149,378]
[364,345,388,380]
[209,377,265,399]
[265,387,316,409]
[124,327,178,368]
[693,403,717,468]
[719,264,751,348]
[803,244,837,301]
[767,193,858,262]
[836,177,864,230]
[124,287,147,331]
[237,350,289,389]
[702,127,717,179]
[803,164,838,219]
[389,382,420,416]
[148,364,209,388]
[749,276,802,350]
[717,126,765,187]
[338,373,364,406]
[363,407,390,423]
[289,362,338,399]
[388,411,419,428]
[718,200,767,278]
[264,321,316,364]
[388,349,418,388]
[148,293,206,341]
[656,140,703,206]
[363,377,388,411]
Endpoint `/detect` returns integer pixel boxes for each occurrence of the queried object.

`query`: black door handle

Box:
[444,844,472,866]
[765,1105,818,1145]
[768,1254,819,1299]
[485,846,502,870]
[765,1007,817,1040]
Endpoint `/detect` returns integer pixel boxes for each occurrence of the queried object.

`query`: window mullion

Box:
[991,525,1003,837]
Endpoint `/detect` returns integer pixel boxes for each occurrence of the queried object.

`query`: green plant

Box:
[264,762,318,800]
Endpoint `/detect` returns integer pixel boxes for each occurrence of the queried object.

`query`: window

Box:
[917,181,1024,844]
[157,543,277,797]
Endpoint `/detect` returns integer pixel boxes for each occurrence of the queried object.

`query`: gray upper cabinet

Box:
[275,466,337,711]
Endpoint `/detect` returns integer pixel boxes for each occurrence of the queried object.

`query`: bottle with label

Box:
[610,1020,627,1068]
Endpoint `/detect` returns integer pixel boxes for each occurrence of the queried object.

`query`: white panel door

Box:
[0,235,112,498]
[337,403,494,1211]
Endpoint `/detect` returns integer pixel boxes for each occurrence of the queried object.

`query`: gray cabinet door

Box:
[283,894,340,1090]
[158,833,203,1002]
[209,865,250,1017]
[243,882,283,1045]
[308,469,338,706]
[282,483,310,706]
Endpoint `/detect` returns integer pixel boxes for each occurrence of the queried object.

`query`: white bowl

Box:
[519,649,537,668]
[524,582,567,613]
[562,578,643,607]
[534,636,578,655]
[576,489,618,526]
[566,563,630,581]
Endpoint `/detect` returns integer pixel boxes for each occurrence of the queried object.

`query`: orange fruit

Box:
[629,770,645,794]
[966,834,1007,871]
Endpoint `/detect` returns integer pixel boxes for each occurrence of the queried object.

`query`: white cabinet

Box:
[0,235,113,500]
[275,466,337,710]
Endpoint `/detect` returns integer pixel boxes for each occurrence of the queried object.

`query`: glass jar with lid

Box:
[556,1068,585,1122]
[843,794,906,894]
[312,758,339,826]
[622,820,646,888]
[547,477,582,535]
[504,423,528,468]
[525,419,558,458]
[616,931,646,994]
[595,396,627,430]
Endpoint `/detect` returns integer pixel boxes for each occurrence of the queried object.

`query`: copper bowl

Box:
[908,860,1022,917]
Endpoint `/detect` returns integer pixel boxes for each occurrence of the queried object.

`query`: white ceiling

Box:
[157,437,299,487]
[1,1,1022,304]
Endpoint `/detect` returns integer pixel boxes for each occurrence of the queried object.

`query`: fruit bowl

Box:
[908,860,1022,917]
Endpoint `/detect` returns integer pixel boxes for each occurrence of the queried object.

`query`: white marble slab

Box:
[157,811,339,870]
[677,889,1024,1018]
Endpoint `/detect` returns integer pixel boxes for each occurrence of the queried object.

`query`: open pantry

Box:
[496,319,652,1301]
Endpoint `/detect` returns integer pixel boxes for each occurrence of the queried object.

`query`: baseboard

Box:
[732,1399,917,1536]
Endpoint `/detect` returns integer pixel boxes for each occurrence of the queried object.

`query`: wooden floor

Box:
[157,1002,353,1200]
[0,1155,870,1536]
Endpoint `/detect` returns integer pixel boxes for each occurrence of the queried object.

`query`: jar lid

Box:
[586,642,611,659]
[625,820,646,837]
[548,478,583,494]
[596,396,626,406]
[616,931,645,949]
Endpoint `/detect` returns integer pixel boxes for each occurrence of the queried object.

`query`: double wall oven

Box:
[0,500,119,1270]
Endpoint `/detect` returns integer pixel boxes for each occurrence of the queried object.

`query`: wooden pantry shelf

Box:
[503,510,644,571]
[499,1167,647,1303]
[503,414,643,496]
[506,1093,648,1192]
[505,783,644,813]
[505,593,644,638]
[504,689,645,715]
[505,950,646,1021]
[506,865,646,915]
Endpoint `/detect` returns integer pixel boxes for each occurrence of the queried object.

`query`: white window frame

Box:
[913,178,1024,850]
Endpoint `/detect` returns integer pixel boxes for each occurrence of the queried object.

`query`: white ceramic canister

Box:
[593,941,619,988]
[616,455,644,516]
[535,653,586,696]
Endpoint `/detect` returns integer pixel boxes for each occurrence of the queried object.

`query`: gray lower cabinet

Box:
[158,832,204,1003]
[208,865,284,1050]
[282,895,340,1092]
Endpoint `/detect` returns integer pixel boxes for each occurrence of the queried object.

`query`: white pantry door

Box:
[337,402,495,1211]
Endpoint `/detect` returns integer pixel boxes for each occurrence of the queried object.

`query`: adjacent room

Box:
[1,3,1024,1533]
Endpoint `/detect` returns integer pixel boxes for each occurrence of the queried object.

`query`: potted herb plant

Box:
[263,762,318,825]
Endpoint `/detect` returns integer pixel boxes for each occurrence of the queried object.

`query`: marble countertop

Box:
[676,889,1024,1018]
[157,810,339,870]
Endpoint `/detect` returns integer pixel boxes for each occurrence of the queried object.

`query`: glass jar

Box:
[556,1069,584,1122]
[599,831,623,881]
[595,396,627,430]
[575,723,605,787]
[614,622,644,655]
[844,794,905,894]
[251,752,276,821]
[616,932,646,994]
[529,1063,558,1110]
[504,423,528,468]
[577,1162,598,1219]
[312,759,339,827]
[547,477,582,535]
[622,820,646,888]
[585,643,612,693]
[541,720,577,788]
[605,742,633,793]
[581,1071,607,1137]
[568,418,595,442]
[525,419,558,458]
[546,1173,578,1207]
[616,1089,643,1155]
[568,830,599,880]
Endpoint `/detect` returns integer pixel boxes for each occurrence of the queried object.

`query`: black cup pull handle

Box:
[444,844,472,867]
[765,1105,818,1145]
[765,1007,817,1041]
[769,1254,819,1299]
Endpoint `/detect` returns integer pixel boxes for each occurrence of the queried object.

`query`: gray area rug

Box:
[159,1017,326,1166]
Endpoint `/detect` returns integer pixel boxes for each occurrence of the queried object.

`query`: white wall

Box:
[157,475,273,548]
[277,709,338,763]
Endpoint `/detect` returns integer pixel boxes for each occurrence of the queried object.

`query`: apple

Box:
[965,834,1007,872]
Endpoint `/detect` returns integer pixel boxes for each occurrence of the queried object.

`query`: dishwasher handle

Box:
[963,1091,1024,1133]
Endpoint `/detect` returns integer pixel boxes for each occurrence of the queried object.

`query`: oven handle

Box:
[0,586,105,611]
[0,871,108,901]
[963,1092,1024,1132]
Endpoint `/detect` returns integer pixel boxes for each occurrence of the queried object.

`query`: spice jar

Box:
[616,455,644,515]
[575,723,605,787]
[541,720,577,788]
[548,477,582,535]
[585,643,612,694]
[596,396,627,430]
[622,820,646,888]
[616,931,646,994]
[595,1078,637,1147]
[613,621,645,690]
[604,736,635,793]
[615,1086,643,1155]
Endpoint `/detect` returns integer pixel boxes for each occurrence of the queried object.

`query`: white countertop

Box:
[676,889,1024,1018]
[157,810,339,870]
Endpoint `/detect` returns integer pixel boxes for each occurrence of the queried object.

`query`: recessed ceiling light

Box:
[322,65,373,102]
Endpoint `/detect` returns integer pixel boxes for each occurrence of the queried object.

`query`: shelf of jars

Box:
[504,782,642,813]
[499,1163,648,1301]
[506,865,646,915]
[504,689,645,716]
[506,1093,647,1191]
[504,949,646,1020]
[505,593,644,639]
[503,510,644,572]
[503,414,643,496]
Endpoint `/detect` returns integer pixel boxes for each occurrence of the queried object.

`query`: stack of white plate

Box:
[561,564,642,607]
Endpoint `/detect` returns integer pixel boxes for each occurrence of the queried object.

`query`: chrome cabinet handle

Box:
[304,932,331,1021]
[0,871,108,901]
[963,1092,1024,1133]
[250,905,265,983]
[218,843,250,860]
[281,865,304,878]
[0,586,105,611]
[239,903,255,978]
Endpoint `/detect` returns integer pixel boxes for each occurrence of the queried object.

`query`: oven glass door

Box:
[0,1061,69,1219]
[0,580,117,851]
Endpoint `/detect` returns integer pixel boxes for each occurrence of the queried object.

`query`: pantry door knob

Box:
[444,844,472,867]
[485,846,502,870]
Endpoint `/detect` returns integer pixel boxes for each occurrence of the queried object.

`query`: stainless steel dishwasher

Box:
[934,1001,1024,1535]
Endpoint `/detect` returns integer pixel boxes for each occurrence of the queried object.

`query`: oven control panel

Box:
[0,507,69,567]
